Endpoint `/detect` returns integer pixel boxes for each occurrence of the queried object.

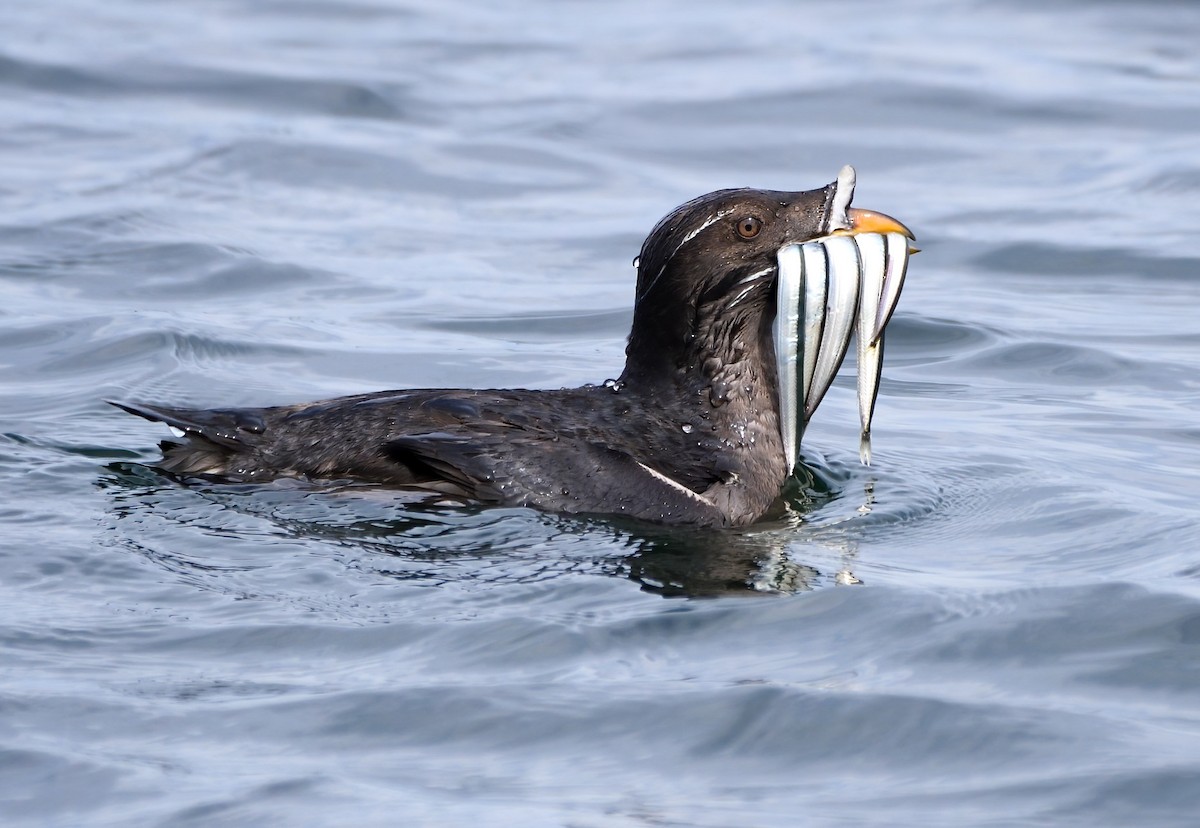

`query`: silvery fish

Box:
[773,166,914,472]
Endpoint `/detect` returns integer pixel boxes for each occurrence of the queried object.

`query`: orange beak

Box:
[845,208,916,240]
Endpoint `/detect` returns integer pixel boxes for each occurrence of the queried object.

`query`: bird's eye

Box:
[736,216,762,239]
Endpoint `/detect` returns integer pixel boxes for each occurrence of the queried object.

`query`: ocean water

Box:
[3,0,1200,825]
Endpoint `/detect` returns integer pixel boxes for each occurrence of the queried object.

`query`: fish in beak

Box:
[773,165,915,471]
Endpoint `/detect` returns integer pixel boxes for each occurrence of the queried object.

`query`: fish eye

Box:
[735,216,762,239]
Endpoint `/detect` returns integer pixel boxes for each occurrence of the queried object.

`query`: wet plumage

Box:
[113,169,912,527]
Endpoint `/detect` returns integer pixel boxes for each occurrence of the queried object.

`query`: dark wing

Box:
[387,431,726,525]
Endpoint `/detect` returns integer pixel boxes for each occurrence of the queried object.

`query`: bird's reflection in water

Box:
[100,458,875,599]
[611,525,821,597]
[614,464,874,596]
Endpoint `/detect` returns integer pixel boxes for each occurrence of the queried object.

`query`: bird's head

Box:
[622,165,912,389]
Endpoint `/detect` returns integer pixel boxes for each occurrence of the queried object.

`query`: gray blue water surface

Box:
[4,1,1200,825]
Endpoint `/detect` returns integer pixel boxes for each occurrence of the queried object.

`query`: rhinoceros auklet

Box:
[113,165,914,527]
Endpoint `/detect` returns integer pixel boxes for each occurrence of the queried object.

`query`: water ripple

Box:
[5,0,1200,825]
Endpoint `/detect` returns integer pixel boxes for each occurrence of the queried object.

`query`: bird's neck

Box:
[615,310,788,523]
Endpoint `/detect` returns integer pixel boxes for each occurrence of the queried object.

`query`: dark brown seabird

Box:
[113,170,911,527]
